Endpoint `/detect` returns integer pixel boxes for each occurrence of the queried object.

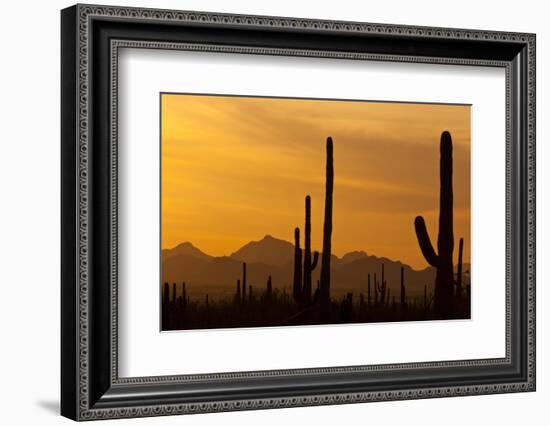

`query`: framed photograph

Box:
[61,4,536,421]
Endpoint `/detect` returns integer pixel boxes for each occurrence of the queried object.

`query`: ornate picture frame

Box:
[61,4,535,420]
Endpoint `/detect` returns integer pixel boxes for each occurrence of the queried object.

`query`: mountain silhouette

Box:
[230,235,295,267]
[161,236,469,298]
[340,250,368,264]
[162,242,212,262]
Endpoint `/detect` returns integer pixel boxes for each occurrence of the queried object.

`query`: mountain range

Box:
[162,235,469,298]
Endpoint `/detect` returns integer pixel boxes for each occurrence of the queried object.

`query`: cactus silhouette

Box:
[163,282,169,306]
[414,131,455,317]
[302,195,320,303]
[456,237,464,298]
[367,273,371,306]
[320,137,334,319]
[172,283,177,304]
[235,279,241,304]
[400,267,406,309]
[181,281,187,307]
[292,227,303,303]
[266,275,273,301]
[376,264,387,305]
[242,262,247,303]
[374,272,378,306]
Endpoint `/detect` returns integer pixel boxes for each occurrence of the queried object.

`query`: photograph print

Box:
[160,94,471,331]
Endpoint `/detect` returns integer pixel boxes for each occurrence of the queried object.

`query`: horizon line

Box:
[162,235,470,272]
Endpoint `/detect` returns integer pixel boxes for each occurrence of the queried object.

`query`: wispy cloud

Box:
[161,94,470,269]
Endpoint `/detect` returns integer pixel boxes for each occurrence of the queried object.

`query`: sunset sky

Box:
[161,94,470,270]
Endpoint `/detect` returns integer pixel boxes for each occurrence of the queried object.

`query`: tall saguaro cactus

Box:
[320,137,334,319]
[303,195,320,303]
[293,227,303,303]
[414,131,455,317]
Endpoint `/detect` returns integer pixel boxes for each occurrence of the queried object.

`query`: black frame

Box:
[61,4,536,421]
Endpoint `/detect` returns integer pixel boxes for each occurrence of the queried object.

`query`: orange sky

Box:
[161,94,470,270]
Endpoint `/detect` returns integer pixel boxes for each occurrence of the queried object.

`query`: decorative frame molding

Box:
[61,4,536,421]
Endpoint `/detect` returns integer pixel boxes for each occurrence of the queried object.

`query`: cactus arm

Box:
[414,216,439,267]
[311,251,319,270]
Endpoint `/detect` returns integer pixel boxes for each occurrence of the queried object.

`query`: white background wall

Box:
[0,0,546,424]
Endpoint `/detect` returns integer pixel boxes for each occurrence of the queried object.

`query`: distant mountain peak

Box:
[163,241,212,261]
[340,250,368,264]
[173,241,196,249]
[230,235,295,267]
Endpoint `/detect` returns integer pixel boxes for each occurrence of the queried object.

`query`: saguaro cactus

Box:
[266,275,273,301]
[377,264,387,305]
[374,273,378,306]
[414,131,455,317]
[303,195,320,303]
[172,283,177,304]
[320,137,334,319]
[293,227,303,303]
[235,279,241,304]
[367,273,371,306]
[456,237,464,298]
[181,281,187,307]
[400,267,406,308]
[163,282,170,306]
[242,262,247,302]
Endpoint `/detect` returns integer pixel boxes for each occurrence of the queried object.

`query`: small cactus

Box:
[181,281,187,307]
[374,273,378,306]
[242,262,247,302]
[400,267,406,309]
[267,275,273,297]
[376,264,387,305]
[163,282,169,306]
[367,273,371,306]
[235,279,241,304]
[293,227,303,303]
